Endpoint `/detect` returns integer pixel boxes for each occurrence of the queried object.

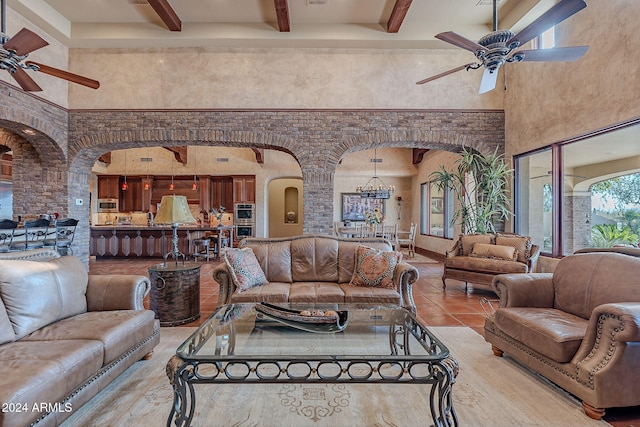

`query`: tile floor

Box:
[89,257,639,426]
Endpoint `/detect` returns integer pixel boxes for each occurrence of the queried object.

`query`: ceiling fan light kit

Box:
[417,0,589,94]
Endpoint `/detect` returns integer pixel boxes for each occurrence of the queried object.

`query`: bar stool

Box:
[205,230,230,259]
[192,238,211,261]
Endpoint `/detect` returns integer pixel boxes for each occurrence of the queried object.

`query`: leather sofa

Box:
[442,233,539,292]
[484,251,640,420]
[213,234,419,313]
[0,250,160,427]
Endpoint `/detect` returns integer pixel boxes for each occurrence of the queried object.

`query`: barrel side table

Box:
[148,262,201,327]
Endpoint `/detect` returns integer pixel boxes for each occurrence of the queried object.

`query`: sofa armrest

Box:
[86,275,151,311]
[574,303,640,384]
[492,273,554,308]
[394,261,419,314]
[213,263,236,306]
[526,245,540,272]
[445,240,461,259]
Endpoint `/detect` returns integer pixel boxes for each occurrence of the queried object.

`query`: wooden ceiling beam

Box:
[387,0,413,33]
[273,0,291,32]
[165,146,188,164]
[147,0,182,31]
[413,148,429,164]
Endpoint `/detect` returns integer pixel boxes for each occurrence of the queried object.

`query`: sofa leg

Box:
[491,345,504,357]
[141,350,154,360]
[582,402,605,420]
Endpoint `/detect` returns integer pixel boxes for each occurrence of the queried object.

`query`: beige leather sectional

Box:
[0,250,159,427]
[213,234,419,313]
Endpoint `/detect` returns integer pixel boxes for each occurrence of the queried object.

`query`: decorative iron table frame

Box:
[166,304,459,427]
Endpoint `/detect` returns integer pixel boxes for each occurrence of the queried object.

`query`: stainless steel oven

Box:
[234,203,255,224]
[235,224,254,239]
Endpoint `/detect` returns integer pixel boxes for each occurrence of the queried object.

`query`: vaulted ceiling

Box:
[9,0,557,49]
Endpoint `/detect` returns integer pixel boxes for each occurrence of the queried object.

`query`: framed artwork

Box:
[431,197,444,214]
[341,193,385,221]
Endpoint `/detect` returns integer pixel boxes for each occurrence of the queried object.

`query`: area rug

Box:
[61,327,609,427]
[403,252,439,264]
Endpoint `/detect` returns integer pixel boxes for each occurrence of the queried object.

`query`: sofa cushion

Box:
[460,234,494,256]
[340,284,402,306]
[349,245,402,289]
[223,247,268,292]
[229,281,291,304]
[445,256,528,274]
[470,243,517,261]
[553,252,640,319]
[245,240,293,283]
[291,237,339,282]
[289,282,346,304]
[0,256,88,339]
[0,338,105,427]
[22,310,156,365]
[495,234,532,263]
[0,298,15,345]
[494,307,588,363]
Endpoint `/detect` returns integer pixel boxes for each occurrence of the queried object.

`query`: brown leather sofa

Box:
[484,251,640,420]
[213,234,419,313]
[0,250,160,427]
[442,233,539,292]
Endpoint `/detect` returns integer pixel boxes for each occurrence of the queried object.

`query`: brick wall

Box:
[1,87,505,264]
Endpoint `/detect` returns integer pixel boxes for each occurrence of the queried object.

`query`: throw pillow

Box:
[469,243,518,261]
[349,245,402,289]
[495,234,532,263]
[459,234,494,256]
[223,247,268,292]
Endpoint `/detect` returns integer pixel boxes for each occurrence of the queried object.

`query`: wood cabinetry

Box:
[97,175,120,199]
[233,175,256,204]
[211,177,234,211]
[120,177,143,212]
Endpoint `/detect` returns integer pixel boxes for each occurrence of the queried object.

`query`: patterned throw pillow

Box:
[223,247,268,292]
[495,234,532,263]
[349,245,402,290]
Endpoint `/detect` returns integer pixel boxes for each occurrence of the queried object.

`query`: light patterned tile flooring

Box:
[88,257,639,425]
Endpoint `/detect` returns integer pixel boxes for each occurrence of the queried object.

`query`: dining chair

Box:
[10,218,50,251]
[0,219,18,253]
[382,224,398,249]
[397,223,417,258]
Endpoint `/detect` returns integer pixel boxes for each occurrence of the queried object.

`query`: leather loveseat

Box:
[0,250,160,427]
[484,251,640,420]
[442,233,539,292]
[213,234,419,313]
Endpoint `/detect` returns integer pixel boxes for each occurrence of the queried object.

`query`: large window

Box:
[420,181,453,238]
[515,121,640,256]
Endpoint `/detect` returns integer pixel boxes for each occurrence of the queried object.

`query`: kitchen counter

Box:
[90,225,235,258]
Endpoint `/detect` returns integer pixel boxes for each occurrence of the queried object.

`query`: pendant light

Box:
[143,148,150,190]
[191,146,198,191]
[121,149,128,191]
[169,154,175,191]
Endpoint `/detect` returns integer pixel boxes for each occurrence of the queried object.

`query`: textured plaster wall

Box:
[68,48,503,110]
[504,0,640,158]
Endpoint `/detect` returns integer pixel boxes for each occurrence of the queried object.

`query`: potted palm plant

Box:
[429,146,512,234]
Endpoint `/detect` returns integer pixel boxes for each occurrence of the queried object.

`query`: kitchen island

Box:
[90,225,234,258]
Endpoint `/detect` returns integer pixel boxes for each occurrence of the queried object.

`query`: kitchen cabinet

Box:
[233,175,255,204]
[212,177,234,211]
[97,175,120,199]
[120,177,143,212]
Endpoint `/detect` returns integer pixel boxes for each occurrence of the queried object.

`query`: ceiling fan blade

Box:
[507,0,587,48]
[2,28,49,56]
[478,67,499,94]
[416,63,475,85]
[9,68,43,92]
[435,32,486,54]
[513,46,588,62]
[25,61,100,89]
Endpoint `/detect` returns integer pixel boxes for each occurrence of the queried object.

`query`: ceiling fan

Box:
[417,0,588,94]
[0,0,99,92]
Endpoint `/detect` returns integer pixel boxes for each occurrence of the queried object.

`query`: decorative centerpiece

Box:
[254,302,349,333]
[286,211,296,223]
[210,206,225,226]
[365,207,383,225]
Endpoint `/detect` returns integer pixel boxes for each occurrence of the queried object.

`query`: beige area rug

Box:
[61,327,609,427]
[402,252,439,264]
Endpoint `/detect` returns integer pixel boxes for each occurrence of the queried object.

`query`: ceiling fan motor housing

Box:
[477,30,516,71]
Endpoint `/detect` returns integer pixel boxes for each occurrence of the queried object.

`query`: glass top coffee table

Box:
[166,303,459,427]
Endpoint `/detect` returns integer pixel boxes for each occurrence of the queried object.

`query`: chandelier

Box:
[355,149,395,199]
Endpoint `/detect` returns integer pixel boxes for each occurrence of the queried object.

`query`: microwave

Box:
[97,198,119,213]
